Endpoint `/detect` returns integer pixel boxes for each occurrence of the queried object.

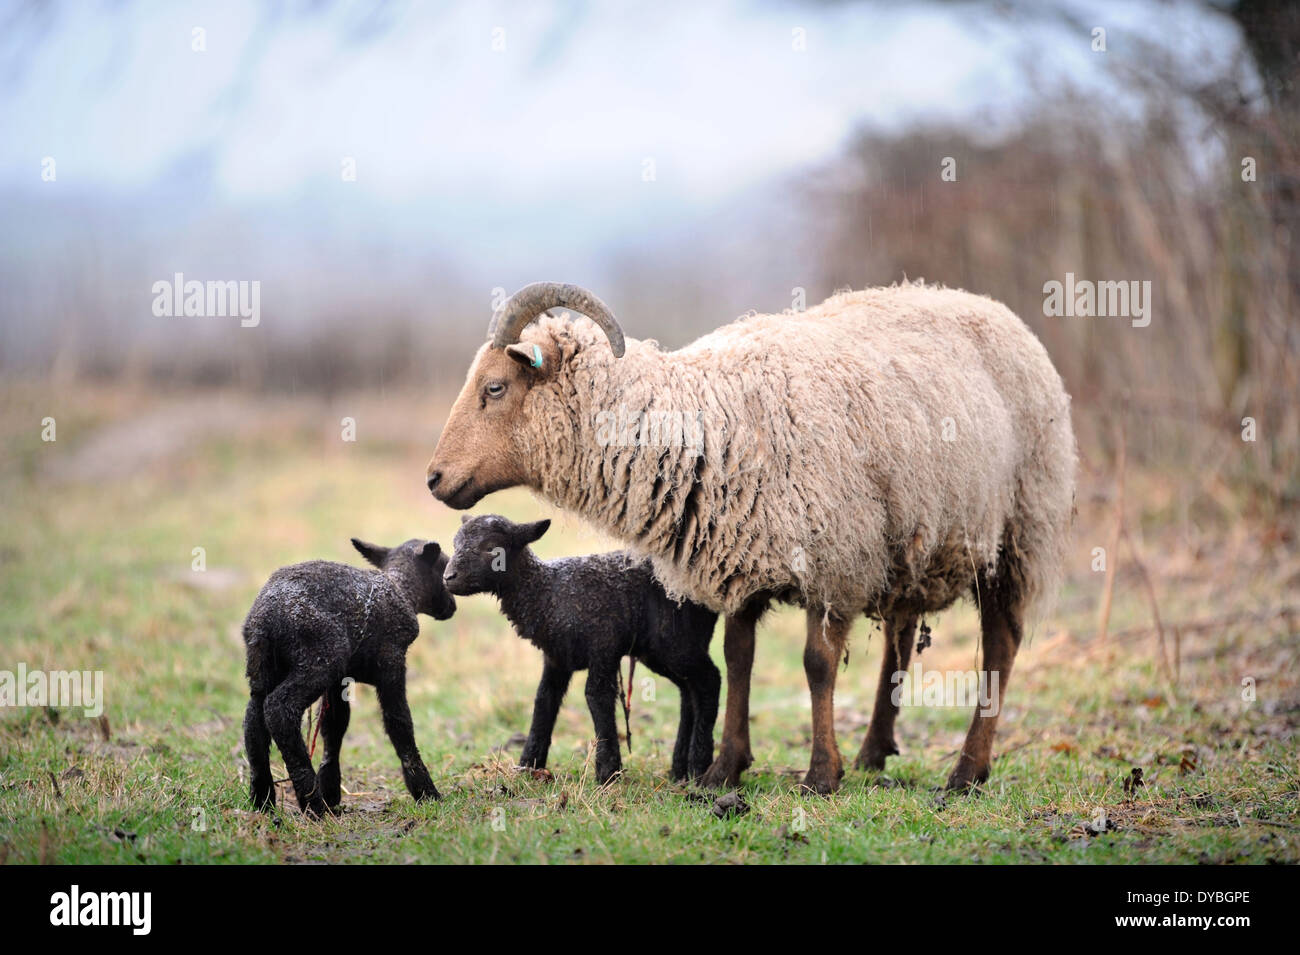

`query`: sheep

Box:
[442,513,720,784]
[426,281,1075,795]
[242,537,456,816]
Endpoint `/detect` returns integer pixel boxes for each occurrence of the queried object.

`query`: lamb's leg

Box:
[519,658,572,770]
[854,615,917,771]
[376,670,440,802]
[244,692,275,810]
[802,609,850,795]
[699,610,757,789]
[946,587,1023,791]
[687,657,721,780]
[264,677,329,817]
[317,681,351,811]
[584,664,622,784]
[669,678,694,782]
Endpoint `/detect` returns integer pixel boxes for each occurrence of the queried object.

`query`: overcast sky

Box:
[0,0,1253,342]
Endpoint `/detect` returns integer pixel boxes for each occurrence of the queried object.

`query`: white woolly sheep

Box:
[427,281,1075,794]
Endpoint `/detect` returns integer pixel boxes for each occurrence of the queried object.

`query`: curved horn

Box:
[488,282,625,358]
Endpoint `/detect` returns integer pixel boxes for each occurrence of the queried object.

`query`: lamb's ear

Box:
[350,538,390,568]
[417,541,442,564]
[514,519,551,545]
[460,514,472,524]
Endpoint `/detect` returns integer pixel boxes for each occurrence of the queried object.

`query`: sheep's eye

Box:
[485,381,507,399]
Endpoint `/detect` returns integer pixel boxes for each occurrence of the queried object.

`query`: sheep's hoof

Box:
[801,760,844,796]
[853,736,899,772]
[699,748,750,790]
[944,759,989,793]
[943,775,988,794]
[413,787,441,802]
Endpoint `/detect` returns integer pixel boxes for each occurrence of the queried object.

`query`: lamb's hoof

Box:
[514,766,555,782]
[699,748,750,790]
[854,737,899,772]
[413,787,441,803]
[595,766,622,786]
[300,796,333,819]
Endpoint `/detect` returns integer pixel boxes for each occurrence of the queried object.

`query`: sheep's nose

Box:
[427,471,442,493]
[442,568,457,582]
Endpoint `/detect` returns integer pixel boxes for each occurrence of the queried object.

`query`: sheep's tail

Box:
[1001,400,1077,632]
[243,618,272,695]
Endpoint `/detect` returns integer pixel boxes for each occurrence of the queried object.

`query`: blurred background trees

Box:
[1,0,1296,505]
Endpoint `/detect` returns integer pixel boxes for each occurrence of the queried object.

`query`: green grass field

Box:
[1,384,1296,864]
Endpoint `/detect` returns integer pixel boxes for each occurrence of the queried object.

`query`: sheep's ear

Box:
[504,340,555,374]
[514,519,551,545]
[417,541,442,564]
[351,538,390,568]
[460,514,472,524]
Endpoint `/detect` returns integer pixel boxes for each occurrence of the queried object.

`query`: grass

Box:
[0,383,1297,864]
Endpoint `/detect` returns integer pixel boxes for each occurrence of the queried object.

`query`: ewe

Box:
[428,282,1075,794]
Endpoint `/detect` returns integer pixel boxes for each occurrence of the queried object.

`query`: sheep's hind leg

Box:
[699,611,757,789]
[854,615,917,772]
[802,609,851,795]
[244,692,275,810]
[316,681,351,811]
[264,678,330,818]
[376,670,440,802]
[946,582,1022,792]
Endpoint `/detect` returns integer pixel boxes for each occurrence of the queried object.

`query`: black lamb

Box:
[242,537,456,817]
[443,514,720,784]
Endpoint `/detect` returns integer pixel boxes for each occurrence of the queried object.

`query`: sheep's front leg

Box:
[244,692,275,810]
[376,671,440,802]
[584,664,622,784]
[317,681,352,811]
[700,608,758,789]
[264,677,330,817]
[802,609,850,795]
[669,678,695,782]
[519,658,572,770]
[688,658,721,780]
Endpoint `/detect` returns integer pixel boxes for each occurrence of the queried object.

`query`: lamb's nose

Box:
[427,471,442,493]
[442,569,457,582]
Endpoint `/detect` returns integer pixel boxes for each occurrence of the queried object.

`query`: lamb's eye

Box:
[485,381,507,399]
